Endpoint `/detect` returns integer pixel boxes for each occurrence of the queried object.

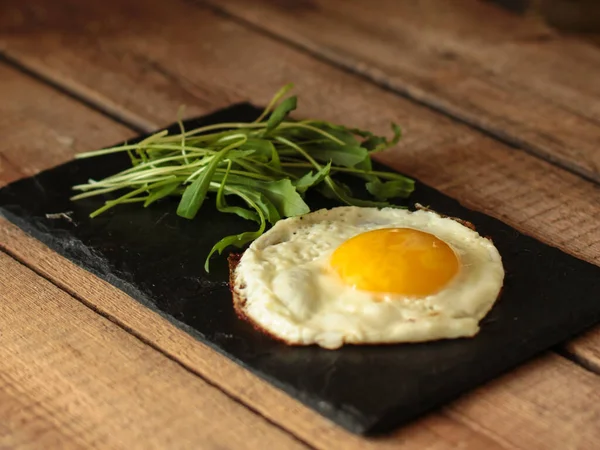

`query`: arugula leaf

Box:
[354,156,373,172]
[366,178,415,200]
[218,201,260,223]
[73,84,415,271]
[204,187,269,271]
[213,171,308,219]
[266,96,297,133]
[390,123,402,146]
[316,178,352,200]
[204,230,260,272]
[216,161,260,223]
[364,123,402,152]
[176,167,211,219]
[177,138,246,219]
[254,83,294,123]
[143,180,180,207]
[224,149,257,160]
[239,139,280,168]
[293,161,331,193]
[350,156,378,182]
[306,144,368,167]
[323,177,389,207]
[232,187,281,224]
[267,141,281,168]
[261,179,309,217]
[361,135,386,151]
[304,122,360,146]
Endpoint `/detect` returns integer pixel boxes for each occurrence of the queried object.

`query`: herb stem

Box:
[76,144,214,159]
[280,162,410,180]
[177,106,189,165]
[159,122,268,142]
[71,84,413,270]
[217,168,273,181]
[88,179,177,218]
[278,122,345,145]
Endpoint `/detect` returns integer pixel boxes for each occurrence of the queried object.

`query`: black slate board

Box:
[2,103,600,435]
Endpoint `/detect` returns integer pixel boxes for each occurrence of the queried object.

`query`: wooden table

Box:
[1,1,599,448]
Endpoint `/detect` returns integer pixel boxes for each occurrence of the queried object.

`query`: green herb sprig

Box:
[72,84,414,270]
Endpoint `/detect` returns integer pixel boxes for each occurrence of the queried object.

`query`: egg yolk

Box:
[330,228,459,297]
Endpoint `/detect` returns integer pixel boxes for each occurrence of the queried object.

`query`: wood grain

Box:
[0,64,136,184]
[0,62,512,449]
[447,353,600,449]
[0,250,310,450]
[205,0,600,183]
[0,0,599,446]
[0,63,598,446]
[0,218,510,450]
[3,220,600,449]
[0,0,598,265]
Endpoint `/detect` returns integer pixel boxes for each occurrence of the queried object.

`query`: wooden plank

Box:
[0,250,309,450]
[0,65,136,184]
[0,219,509,450]
[205,0,600,183]
[446,353,600,449]
[566,330,600,373]
[0,63,510,449]
[1,0,599,359]
[0,0,598,266]
[3,221,600,449]
[0,1,599,446]
[0,66,598,449]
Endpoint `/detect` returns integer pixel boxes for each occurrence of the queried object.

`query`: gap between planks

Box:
[0,62,508,448]
[556,346,600,375]
[0,221,514,450]
[3,238,599,381]
[0,248,312,450]
[0,59,597,449]
[2,1,598,187]
[0,54,597,378]
[194,0,600,186]
[0,245,316,450]
[0,53,153,134]
[3,219,600,449]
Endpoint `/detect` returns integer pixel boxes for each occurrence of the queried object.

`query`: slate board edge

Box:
[0,203,368,430]
[0,203,368,427]
[4,199,600,435]
[0,103,599,435]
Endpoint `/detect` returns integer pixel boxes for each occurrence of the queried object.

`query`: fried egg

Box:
[231,206,504,349]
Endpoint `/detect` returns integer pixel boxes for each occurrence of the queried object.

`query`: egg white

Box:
[233,206,504,349]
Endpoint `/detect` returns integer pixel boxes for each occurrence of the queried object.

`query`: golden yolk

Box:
[329,228,459,297]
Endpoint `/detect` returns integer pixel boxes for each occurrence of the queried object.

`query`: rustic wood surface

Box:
[0,251,312,450]
[1,0,599,448]
[208,0,600,183]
